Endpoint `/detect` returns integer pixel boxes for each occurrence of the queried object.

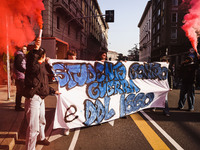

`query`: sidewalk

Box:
[0,85,25,150]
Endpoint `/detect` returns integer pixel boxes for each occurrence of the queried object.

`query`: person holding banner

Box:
[152,56,172,116]
[65,49,77,60]
[24,42,60,149]
[63,49,77,136]
[95,50,107,62]
[162,56,173,116]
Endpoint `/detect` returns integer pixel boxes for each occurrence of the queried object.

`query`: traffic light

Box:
[105,10,114,22]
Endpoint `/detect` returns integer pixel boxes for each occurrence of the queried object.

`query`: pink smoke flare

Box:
[0,0,45,54]
[182,0,200,53]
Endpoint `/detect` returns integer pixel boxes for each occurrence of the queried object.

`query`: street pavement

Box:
[0,85,25,150]
[0,83,57,150]
[1,84,200,150]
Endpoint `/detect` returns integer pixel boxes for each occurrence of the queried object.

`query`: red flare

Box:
[0,0,45,83]
[39,29,43,38]
[35,8,44,29]
[182,0,200,53]
[0,0,45,54]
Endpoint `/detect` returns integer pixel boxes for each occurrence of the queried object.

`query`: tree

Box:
[128,44,139,61]
[117,53,124,61]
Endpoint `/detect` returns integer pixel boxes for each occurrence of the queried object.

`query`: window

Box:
[171,13,178,23]
[153,3,155,11]
[153,15,155,22]
[153,39,156,47]
[157,22,160,30]
[85,5,87,15]
[68,24,71,35]
[171,28,177,39]
[172,0,178,6]
[153,27,155,34]
[162,1,165,10]
[157,9,161,16]
[157,35,160,44]
[162,17,165,25]
[57,16,60,29]
[76,31,79,40]
[148,20,151,30]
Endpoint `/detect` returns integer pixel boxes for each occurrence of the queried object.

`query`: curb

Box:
[0,112,24,150]
[0,85,24,150]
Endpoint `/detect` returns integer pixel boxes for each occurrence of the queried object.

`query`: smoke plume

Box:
[182,0,200,52]
[0,0,45,54]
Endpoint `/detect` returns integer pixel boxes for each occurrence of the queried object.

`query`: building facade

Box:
[138,0,152,62]
[138,0,193,67]
[107,50,118,61]
[151,0,191,65]
[34,0,108,60]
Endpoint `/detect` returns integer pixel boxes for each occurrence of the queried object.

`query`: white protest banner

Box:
[49,60,169,130]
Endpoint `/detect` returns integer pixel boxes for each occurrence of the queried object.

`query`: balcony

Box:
[143,43,147,48]
[54,0,83,27]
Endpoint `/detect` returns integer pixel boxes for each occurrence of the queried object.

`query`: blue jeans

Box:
[163,94,169,114]
[178,83,195,110]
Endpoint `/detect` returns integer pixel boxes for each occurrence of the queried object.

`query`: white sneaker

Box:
[63,129,69,136]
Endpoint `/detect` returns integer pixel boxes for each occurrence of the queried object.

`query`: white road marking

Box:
[36,120,54,150]
[68,129,80,150]
[37,110,182,150]
[48,129,63,142]
[108,120,115,126]
[140,110,184,150]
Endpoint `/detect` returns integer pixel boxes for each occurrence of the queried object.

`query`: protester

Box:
[63,49,77,136]
[177,56,197,111]
[95,50,107,62]
[188,48,198,62]
[153,56,172,116]
[65,49,77,60]
[172,63,181,89]
[188,48,200,89]
[24,39,60,150]
[14,45,27,111]
[162,56,173,116]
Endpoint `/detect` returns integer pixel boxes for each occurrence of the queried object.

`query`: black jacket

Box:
[180,61,197,84]
[14,50,26,80]
[168,68,173,89]
[24,49,55,99]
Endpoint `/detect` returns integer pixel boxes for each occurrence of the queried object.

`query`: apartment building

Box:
[138,0,192,66]
[35,0,108,60]
[138,0,152,62]
[151,0,190,64]
[107,50,118,61]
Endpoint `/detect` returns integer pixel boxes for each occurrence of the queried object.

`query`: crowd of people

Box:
[13,39,199,149]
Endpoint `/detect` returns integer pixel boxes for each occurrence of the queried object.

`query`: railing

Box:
[62,0,69,9]
[54,0,83,24]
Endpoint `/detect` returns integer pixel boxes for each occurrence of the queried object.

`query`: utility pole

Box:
[6,16,11,100]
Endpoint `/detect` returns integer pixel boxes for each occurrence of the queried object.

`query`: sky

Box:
[98,0,148,56]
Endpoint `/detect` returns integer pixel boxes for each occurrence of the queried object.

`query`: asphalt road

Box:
[14,86,200,150]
